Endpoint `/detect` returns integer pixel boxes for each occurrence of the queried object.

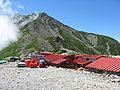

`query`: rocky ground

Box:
[0,62,120,90]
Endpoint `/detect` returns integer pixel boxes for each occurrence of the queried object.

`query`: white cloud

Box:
[0,15,19,50]
[0,0,15,16]
[0,0,20,50]
[17,4,24,9]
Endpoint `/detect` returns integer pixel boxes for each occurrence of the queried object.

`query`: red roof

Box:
[76,54,86,58]
[52,59,68,64]
[82,54,104,59]
[73,58,90,65]
[86,57,120,72]
[40,52,53,55]
[45,54,67,62]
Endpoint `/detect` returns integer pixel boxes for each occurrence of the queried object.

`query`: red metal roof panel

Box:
[73,58,90,65]
[82,54,104,59]
[52,59,68,64]
[75,54,86,58]
[45,54,67,62]
[86,57,120,72]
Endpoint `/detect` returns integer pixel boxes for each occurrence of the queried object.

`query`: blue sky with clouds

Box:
[11,0,120,41]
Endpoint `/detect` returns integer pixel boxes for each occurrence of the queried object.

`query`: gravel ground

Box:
[0,62,120,90]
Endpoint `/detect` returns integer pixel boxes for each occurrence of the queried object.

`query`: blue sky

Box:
[11,0,120,41]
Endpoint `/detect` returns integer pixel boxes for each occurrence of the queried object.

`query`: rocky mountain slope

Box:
[0,12,120,59]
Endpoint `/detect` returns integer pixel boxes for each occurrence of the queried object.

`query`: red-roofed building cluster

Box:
[24,52,106,69]
[24,52,120,73]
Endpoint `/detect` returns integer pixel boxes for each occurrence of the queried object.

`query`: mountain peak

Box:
[41,12,48,16]
[0,12,120,59]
